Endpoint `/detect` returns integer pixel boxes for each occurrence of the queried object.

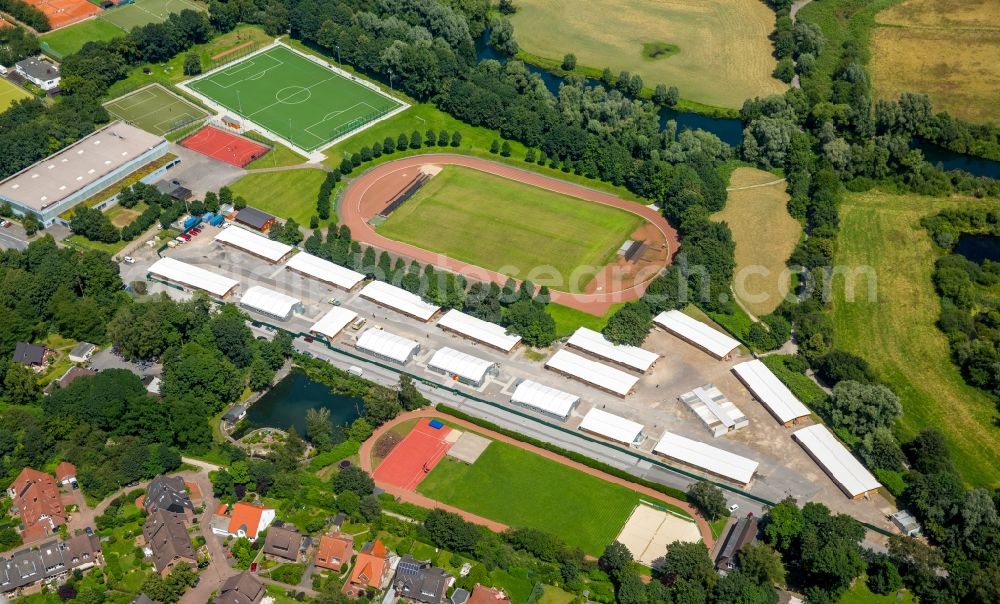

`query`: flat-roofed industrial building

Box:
[310,307,359,340]
[427,347,499,388]
[0,121,167,226]
[731,359,811,426]
[214,226,294,263]
[359,281,439,322]
[679,384,749,437]
[509,380,580,421]
[354,328,420,365]
[653,431,759,486]
[544,349,639,397]
[566,327,660,373]
[577,408,645,446]
[148,257,239,299]
[436,309,521,353]
[654,310,741,359]
[239,286,303,321]
[792,424,881,499]
[284,252,365,291]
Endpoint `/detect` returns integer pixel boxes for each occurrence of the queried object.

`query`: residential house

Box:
[68,342,96,363]
[210,502,275,541]
[315,532,354,572]
[222,405,247,426]
[715,515,758,571]
[343,539,392,598]
[7,468,66,542]
[234,207,276,233]
[0,534,102,595]
[143,475,195,519]
[142,376,162,396]
[12,342,49,368]
[54,463,76,487]
[142,509,196,575]
[14,57,60,91]
[53,367,96,390]
[262,525,304,562]
[214,571,266,604]
[131,595,155,604]
[468,585,510,604]
[392,556,452,604]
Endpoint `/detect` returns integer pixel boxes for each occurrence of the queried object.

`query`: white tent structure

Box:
[653,310,740,359]
[239,286,303,320]
[578,408,644,446]
[355,328,420,365]
[545,349,639,397]
[148,257,238,299]
[679,385,749,437]
[510,380,580,420]
[566,327,660,373]
[214,226,294,263]
[309,307,360,340]
[653,431,759,485]
[732,359,811,426]
[427,347,499,387]
[359,281,439,321]
[436,309,521,353]
[793,424,881,499]
[284,252,365,290]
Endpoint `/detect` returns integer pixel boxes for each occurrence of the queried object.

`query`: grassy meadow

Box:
[712,168,799,316]
[870,0,1000,125]
[507,0,786,109]
[228,168,330,226]
[418,438,693,556]
[378,166,643,290]
[40,18,125,57]
[831,190,1000,487]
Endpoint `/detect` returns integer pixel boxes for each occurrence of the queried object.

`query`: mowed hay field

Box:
[418,439,691,555]
[378,166,643,290]
[870,0,1000,125]
[508,0,786,109]
[228,168,330,227]
[712,168,799,316]
[832,191,1000,487]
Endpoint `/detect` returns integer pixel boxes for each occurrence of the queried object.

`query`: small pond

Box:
[243,368,363,435]
[954,233,1000,264]
[916,141,1000,179]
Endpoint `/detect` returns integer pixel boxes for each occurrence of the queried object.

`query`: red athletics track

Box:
[181,126,270,167]
[372,419,453,491]
[339,154,681,315]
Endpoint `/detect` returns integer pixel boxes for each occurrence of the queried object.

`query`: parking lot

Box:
[122,225,895,529]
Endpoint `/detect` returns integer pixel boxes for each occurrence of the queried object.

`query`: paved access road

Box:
[339,154,681,314]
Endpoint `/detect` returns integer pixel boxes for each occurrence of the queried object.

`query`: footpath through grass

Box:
[831,190,1000,487]
[228,168,329,227]
[713,168,799,316]
[418,438,691,556]
[378,165,642,290]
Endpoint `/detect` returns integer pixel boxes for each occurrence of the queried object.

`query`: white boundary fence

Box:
[176,39,410,161]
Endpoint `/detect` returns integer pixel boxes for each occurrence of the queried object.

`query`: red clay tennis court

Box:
[24,0,100,29]
[180,126,270,168]
[373,419,453,490]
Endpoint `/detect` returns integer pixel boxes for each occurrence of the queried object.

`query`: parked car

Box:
[122,256,135,264]
[174,237,185,244]
[179,234,191,241]
[728,504,740,513]
[0,220,9,227]
[84,527,94,536]
[304,336,314,343]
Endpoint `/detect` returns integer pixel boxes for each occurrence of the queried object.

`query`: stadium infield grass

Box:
[227,168,330,227]
[418,438,691,555]
[0,78,31,111]
[711,167,800,316]
[377,166,643,290]
[508,0,786,109]
[187,45,402,151]
[105,83,208,136]
[831,190,1000,487]
[101,0,205,31]
[40,18,124,57]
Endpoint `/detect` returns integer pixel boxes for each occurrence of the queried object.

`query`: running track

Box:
[340,154,680,314]
[361,410,715,549]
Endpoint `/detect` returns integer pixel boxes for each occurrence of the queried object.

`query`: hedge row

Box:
[434,405,689,503]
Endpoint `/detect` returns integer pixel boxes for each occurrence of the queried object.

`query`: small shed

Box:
[234,207,277,232]
[68,342,97,363]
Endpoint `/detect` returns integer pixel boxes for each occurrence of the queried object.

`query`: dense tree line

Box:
[70,182,188,244]
[922,207,1000,398]
[0,25,39,67]
[0,0,49,31]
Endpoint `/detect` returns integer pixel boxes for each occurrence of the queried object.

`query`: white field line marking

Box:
[109,88,157,111]
[209,52,284,87]
[303,101,377,138]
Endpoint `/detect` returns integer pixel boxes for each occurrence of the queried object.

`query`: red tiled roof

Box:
[469,585,511,604]
[227,502,267,538]
[9,467,65,539]
[315,534,353,571]
[349,539,389,589]
[55,462,76,482]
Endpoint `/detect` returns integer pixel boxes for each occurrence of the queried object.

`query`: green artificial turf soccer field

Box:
[187,45,401,151]
[101,0,205,31]
[417,438,691,555]
[377,166,643,290]
[105,84,208,136]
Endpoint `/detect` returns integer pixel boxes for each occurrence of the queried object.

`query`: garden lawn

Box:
[712,167,799,316]
[378,166,642,290]
[0,78,31,111]
[547,302,622,338]
[418,438,690,556]
[832,190,1000,487]
[838,576,914,604]
[228,168,329,226]
[40,18,125,57]
[508,0,786,109]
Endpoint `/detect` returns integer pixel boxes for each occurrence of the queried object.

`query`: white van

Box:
[347,366,364,377]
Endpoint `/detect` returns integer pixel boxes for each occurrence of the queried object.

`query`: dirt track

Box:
[360,410,715,549]
[339,155,680,314]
